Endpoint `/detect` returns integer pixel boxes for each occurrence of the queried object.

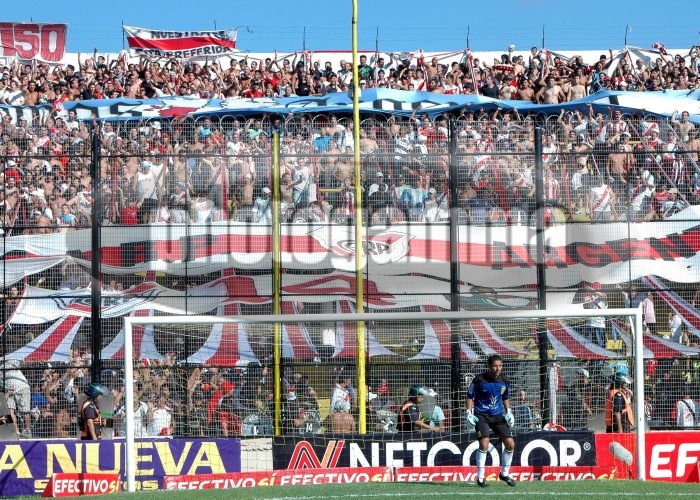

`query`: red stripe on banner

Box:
[281,302,319,359]
[332,301,356,358]
[203,303,241,366]
[126,35,236,51]
[24,316,82,362]
[111,309,151,360]
[11,226,700,272]
[422,305,453,359]
[469,319,529,357]
[547,320,615,360]
[642,275,700,331]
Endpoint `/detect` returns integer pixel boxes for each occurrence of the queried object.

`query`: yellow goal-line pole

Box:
[272,132,282,435]
[351,0,367,433]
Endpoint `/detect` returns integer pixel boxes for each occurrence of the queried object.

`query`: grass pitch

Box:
[18,479,697,499]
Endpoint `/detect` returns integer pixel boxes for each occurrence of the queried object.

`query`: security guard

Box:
[605,372,634,433]
[79,383,108,440]
[398,384,437,432]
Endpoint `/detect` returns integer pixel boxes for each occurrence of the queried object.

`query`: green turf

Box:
[15,480,698,499]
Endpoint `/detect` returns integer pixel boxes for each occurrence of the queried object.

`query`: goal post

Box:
[122,306,645,492]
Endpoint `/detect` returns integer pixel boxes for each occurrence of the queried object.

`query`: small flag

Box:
[652,42,668,55]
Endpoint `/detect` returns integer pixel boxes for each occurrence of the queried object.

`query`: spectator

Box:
[642,292,657,335]
[676,394,696,428]
[510,389,534,430]
[669,311,683,343]
[562,369,592,430]
[582,286,608,348]
[2,359,33,438]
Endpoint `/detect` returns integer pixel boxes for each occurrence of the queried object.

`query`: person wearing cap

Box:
[423,186,448,222]
[398,384,438,432]
[660,186,687,219]
[253,186,272,224]
[79,383,109,440]
[605,372,634,433]
[466,354,517,488]
[562,368,592,430]
[135,160,160,223]
[328,367,356,432]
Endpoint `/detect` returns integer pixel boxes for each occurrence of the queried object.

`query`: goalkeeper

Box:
[465,354,516,488]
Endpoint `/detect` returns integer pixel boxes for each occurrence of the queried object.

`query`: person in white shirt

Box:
[148,394,174,437]
[253,187,272,224]
[589,176,615,222]
[669,311,683,343]
[2,359,32,438]
[676,395,696,428]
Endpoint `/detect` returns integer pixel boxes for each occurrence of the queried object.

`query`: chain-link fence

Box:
[1,110,699,439]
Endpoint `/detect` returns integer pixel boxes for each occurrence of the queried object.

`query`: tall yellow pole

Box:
[351,0,367,433]
[272,132,282,435]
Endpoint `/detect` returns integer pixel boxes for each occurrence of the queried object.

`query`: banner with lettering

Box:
[272,431,597,469]
[122,25,237,59]
[0,438,241,497]
[3,217,700,288]
[0,23,67,62]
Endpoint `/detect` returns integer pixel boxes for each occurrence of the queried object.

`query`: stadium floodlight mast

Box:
[123,306,645,492]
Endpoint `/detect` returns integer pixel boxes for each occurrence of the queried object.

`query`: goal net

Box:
[120,306,644,491]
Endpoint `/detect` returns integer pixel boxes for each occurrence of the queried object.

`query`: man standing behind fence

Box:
[466,354,517,488]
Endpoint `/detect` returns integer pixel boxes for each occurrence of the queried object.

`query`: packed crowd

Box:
[1,46,698,104]
[0,104,697,232]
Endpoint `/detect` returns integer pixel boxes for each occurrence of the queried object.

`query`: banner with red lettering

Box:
[272,431,598,469]
[0,438,241,497]
[3,217,700,288]
[122,25,237,59]
[42,474,120,497]
[0,23,67,62]
[163,468,391,489]
[645,431,700,482]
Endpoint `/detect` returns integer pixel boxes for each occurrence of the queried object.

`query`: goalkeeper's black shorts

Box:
[475,412,512,440]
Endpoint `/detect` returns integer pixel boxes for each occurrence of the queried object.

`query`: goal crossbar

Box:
[123,307,645,490]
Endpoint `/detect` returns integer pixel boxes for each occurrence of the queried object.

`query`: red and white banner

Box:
[3,217,700,288]
[42,473,120,497]
[393,465,618,482]
[123,25,237,59]
[645,431,700,482]
[0,23,67,62]
[596,431,700,482]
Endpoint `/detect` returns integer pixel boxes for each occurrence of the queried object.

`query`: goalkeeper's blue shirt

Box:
[467,372,510,416]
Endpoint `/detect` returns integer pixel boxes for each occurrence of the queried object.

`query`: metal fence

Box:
[1,110,699,440]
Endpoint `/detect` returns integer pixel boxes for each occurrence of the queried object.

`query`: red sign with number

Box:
[0,23,67,62]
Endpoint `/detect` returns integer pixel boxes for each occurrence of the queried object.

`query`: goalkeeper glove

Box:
[466,408,479,427]
[505,409,515,427]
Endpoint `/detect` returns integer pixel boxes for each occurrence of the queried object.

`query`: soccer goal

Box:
[121,306,644,492]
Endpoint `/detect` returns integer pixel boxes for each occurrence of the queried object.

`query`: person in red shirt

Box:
[120,193,139,225]
[241,82,264,98]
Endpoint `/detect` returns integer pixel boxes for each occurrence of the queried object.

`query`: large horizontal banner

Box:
[123,25,237,59]
[0,438,241,497]
[35,87,699,123]
[9,274,467,324]
[272,431,597,469]
[3,217,700,287]
[0,22,67,62]
[162,465,616,490]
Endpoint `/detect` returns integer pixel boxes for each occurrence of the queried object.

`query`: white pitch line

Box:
[261,491,700,500]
